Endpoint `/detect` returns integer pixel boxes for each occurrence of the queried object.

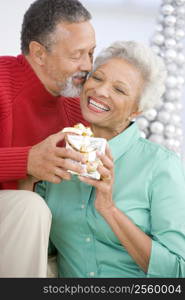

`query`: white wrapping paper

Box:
[66,134,107,180]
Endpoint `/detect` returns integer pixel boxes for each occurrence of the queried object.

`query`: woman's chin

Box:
[82,115,96,125]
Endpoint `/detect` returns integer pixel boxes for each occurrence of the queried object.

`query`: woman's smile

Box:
[87,96,110,113]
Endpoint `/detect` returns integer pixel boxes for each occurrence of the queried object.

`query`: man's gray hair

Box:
[21,0,91,54]
[94,41,167,112]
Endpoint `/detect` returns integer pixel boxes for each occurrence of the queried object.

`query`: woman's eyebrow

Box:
[115,80,130,91]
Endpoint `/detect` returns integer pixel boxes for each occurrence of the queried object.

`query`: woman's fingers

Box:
[97,144,113,168]
[78,164,112,187]
[105,143,113,160]
[78,175,100,188]
[96,144,114,181]
[97,164,112,181]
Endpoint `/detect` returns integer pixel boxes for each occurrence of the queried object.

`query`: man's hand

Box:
[27,131,86,183]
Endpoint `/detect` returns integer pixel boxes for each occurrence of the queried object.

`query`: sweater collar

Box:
[17,54,61,102]
[108,122,141,162]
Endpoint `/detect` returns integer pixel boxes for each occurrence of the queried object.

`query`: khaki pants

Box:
[0,190,51,278]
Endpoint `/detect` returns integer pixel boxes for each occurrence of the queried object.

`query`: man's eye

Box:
[70,53,81,60]
[71,56,80,60]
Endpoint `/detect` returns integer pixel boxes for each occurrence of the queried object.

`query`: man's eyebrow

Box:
[71,45,96,53]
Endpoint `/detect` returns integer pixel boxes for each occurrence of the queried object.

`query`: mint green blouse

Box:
[36,123,185,278]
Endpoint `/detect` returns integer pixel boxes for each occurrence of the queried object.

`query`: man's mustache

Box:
[72,71,89,82]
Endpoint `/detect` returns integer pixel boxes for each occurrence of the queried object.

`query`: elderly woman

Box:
[36,41,185,278]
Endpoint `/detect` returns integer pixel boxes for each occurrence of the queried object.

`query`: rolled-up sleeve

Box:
[147,152,185,277]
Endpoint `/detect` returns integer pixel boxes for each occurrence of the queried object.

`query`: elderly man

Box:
[0,0,96,277]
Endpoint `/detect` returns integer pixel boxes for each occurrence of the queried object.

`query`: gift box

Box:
[66,134,107,180]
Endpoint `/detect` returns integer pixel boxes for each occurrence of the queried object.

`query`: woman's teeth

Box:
[89,98,110,112]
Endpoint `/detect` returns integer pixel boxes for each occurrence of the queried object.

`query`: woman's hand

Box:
[78,144,115,216]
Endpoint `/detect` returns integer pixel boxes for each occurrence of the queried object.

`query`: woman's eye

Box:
[92,75,102,81]
[115,87,126,94]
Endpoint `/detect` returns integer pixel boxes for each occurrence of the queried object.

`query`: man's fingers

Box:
[49,175,62,184]
[56,147,86,163]
[52,131,66,144]
[54,167,71,181]
[62,159,86,174]
[54,156,84,175]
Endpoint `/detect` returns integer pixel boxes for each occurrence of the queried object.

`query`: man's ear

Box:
[28,41,46,66]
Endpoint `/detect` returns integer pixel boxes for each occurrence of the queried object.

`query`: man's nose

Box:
[79,54,92,72]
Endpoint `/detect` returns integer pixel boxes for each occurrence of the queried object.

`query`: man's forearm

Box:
[0,146,31,182]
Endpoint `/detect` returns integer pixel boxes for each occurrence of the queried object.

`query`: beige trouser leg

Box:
[0,190,51,278]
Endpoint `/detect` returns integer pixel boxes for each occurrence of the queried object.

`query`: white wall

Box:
[0,0,185,155]
[0,0,161,56]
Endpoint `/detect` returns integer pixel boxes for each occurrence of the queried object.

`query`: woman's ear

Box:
[28,41,47,66]
[130,110,143,120]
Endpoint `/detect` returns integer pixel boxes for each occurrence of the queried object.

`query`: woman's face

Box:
[80,57,145,135]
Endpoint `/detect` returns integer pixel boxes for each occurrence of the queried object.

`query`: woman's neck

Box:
[91,121,131,140]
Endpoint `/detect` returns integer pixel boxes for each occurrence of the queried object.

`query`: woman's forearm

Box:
[101,206,152,273]
[79,149,152,273]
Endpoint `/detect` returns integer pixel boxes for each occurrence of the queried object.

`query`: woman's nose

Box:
[95,83,110,98]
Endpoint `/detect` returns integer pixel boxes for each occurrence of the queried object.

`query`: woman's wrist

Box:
[97,202,118,218]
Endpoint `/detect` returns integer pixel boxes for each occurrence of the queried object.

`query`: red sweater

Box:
[0,55,87,190]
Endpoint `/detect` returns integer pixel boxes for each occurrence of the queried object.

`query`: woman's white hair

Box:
[94,41,167,112]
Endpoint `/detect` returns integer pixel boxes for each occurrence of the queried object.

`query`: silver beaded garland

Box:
[157,110,171,123]
[165,48,177,60]
[136,0,185,156]
[176,52,185,64]
[175,0,185,6]
[161,4,174,15]
[144,108,158,121]
[153,33,165,45]
[136,117,149,130]
[176,28,185,39]
[176,18,185,27]
[163,0,173,3]
[163,102,175,112]
[164,15,176,26]
[149,134,164,144]
[176,6,185,16]
[164,26,175,37]
[164,38,176,48]
[150,121,164,134]
[165,124,176,138]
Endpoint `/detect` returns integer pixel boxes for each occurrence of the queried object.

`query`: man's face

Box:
[41,21,96,96]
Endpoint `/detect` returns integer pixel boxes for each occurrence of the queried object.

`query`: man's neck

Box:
[25,55,58,96]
